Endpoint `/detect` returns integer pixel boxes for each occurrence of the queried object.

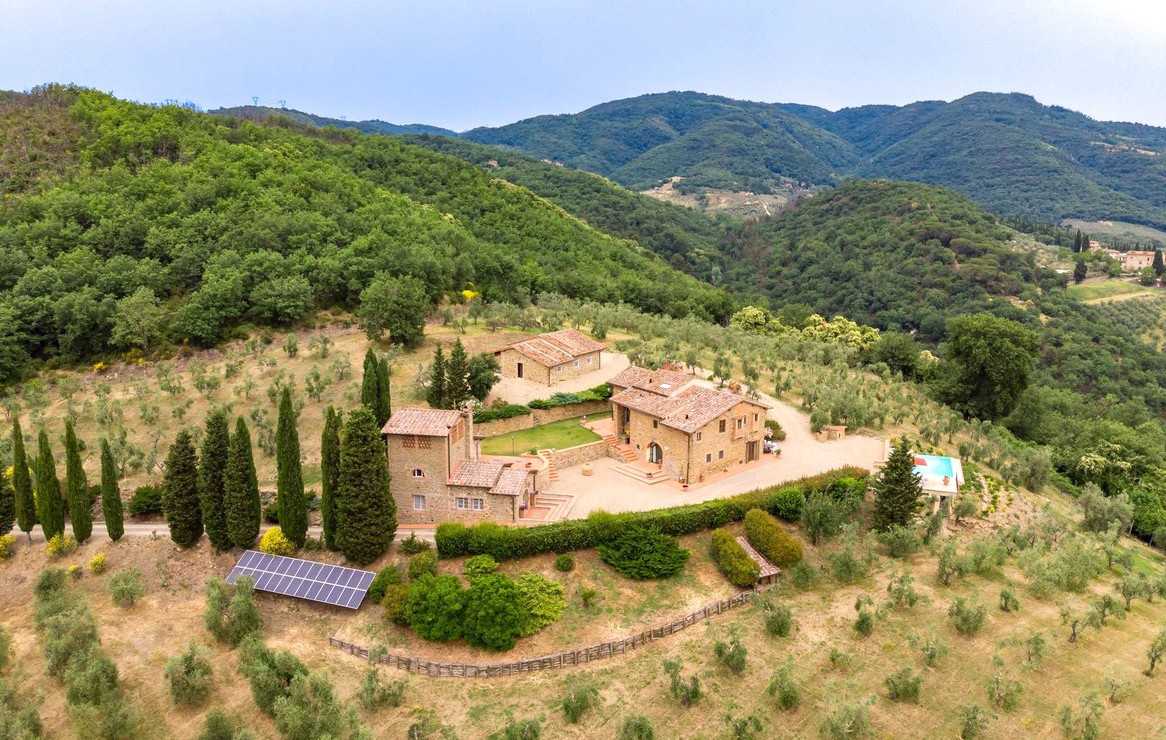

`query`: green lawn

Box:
[1066,278,1146,302]
[480,413,607,455]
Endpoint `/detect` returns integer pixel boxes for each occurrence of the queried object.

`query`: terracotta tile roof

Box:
[736,536,781,580]
[448,460,506,488]
[608,366,691,396]
[611,385,768,434]
[502,329,605,368]
[381,408,463,437]
[489,467,531,497]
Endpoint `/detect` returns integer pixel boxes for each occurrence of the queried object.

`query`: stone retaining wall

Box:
[475,399,610,437]
[548,440,609,470]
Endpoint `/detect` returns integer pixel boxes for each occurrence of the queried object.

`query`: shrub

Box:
[434,469,866,559]
[553,553,575,572]
[205,577,263,646]
[619,716,655,740]
[885,667,922,703]
[0,626,9,671]
[88,553,108,574]
[743,508,803,567]
[958,705,990,739]
[714,635,747,674]
[948,598,987,636]
[406,574,465,642]
[854,608,875,637]
[462,574,524,651]
[709,528,760,586]
[463,554,499,580]
[767,662,799,710]
[514,573,566,636]
[986,669,1023,711]
[67,564,82,580]
[473,403,530,424]
[820,703,872,739]
[598,526,689,580]
[663,660,701,706]
[790,561,818,589]
[200,710,253,740]
[1059,694,1103,740]
[561,684,599,723]
[0,534,15,559]
[578,587,598,609]
[878,525,921,558]
[761,599,794,637]
[358,668,405,711]
[828,648,854,672]
[367,565,402,605]
[45,533,77,558]
[110,568,145,607]
[408,550,438,580]
[914,635,948,667]
[36,567,68,598]
[999,588,1021,612]
[258,527,296,556]
[381,582,411,625]
[165,642,214,706]
[885,573,918,609]
[398,533,431,554]
[129,484,164,516]
[237,636,307,715]
[764,418,786,441]
[488,718,541,740]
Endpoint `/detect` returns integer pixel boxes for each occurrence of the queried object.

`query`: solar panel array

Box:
[226,550,376,609]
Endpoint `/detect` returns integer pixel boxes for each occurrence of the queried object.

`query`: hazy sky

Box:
[5,0,1165,130]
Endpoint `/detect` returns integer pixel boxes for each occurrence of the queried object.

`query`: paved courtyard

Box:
[488,351,630,405]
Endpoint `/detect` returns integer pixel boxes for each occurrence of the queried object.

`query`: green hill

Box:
[209,104,459,137]
[0,86,730,384]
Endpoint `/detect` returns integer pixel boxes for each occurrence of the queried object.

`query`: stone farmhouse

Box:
[1102,248,1157,272]
[606,366,770,485]
[494,329,605,385]
[382,407,537,525]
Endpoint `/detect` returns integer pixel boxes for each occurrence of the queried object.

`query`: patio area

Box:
[488,351,630,405]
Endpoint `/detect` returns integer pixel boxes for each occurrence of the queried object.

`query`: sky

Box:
[4,0,1166,131]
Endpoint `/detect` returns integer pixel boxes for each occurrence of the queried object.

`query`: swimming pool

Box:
[913,454,955,478]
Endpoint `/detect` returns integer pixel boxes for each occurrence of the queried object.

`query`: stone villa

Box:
[382,407,537,525]
[494,329,605,385]
[607,366,770,485]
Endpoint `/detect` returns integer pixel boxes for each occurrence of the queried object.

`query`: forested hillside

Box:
[465,90,1166,228]
[0,86,730,384]
[209,104,458,137]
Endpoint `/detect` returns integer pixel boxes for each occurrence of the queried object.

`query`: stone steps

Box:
[519,492,575,524]
[613,463,674,486]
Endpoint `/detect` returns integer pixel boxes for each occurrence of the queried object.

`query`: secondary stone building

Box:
[382,407,536,525]
[609,366,770,485]
[495,329,605,385]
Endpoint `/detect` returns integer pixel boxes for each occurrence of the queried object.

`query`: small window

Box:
[695,432,702,442]
[736,418,744,429]
[412,495,426,511]
[753,413,759,422]
[456,497,469,510]
[719,420,726,433]
[652,420,658,429]
[472,498,484,511]
[718,450,725,460]
[705,453,712,463]
[412,468,425,478]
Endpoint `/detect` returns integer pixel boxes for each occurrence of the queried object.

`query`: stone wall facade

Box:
[548,440,609,470]
[388,434,455,525]
[474,400,611,438]
[496,348,601,386]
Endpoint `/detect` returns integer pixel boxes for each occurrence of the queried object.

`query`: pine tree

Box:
[427,345,447,409]
[64,421,92,543]
[1073,258,1087,284]
[225,418,261,549]
[1154,249,1165,277]
[276,387,307,548]
[375,356,392,427]
[872,438,925,531]
[35,430,64,540]
[320,406,341,551]
[360,347,379,414]
[445,339,471,409]
[336,408,396,565]
[11,418,35,541]
[0,465,13,536]
[200,410,231,550]
[1072,230,1082,253]
[164,431,203,548]
[99,439,124,541]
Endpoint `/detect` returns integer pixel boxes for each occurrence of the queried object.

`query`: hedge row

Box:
[473,403,530,424]
[744,509,804,567]
[709,529,759,586]
[436,467,867,561]
[473,384,613,422]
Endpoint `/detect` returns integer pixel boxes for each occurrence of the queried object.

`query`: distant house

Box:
[1120,250,1156,271]
[609,366,769,484]
[382,407,536,524]
[495,329,605,385]
[913,453,964,509]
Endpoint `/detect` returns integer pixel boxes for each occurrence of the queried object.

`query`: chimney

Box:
[462,403,477,461]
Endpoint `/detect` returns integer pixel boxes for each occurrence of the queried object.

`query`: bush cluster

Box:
[367,565,403,604]
[129,484,164,516]
[436,469,865,560]
[165,642,214,707]
[598,526,689,579]
[109,568,145,607]
[0,534,15,560]
[258,526,295,556]
[205,577,263,646]
[743,508,803,567]
[709,529,759,586]
[527,383,613,409]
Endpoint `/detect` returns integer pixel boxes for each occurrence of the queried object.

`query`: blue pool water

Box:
[913,454,954,478]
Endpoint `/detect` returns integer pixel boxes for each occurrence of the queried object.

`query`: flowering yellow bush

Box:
[67,564,82,580]
[258,526,295,556]
[89,552,108,574]
[45,533,78,558]
[92,361,108,374]
[461,289,480,302]
[0,534,15,560]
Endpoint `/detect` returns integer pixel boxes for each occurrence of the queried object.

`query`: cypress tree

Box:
[163,431,203,548]
[11,418,35,541]
[336,408,396,565]
[1154,249,1165,277]
[225,418,261,548]
[0,465,13,536]
[445,339,471,409]
[426,345,447,409]
[276,387,307,548]
[872,438,925,531]
[375,356,392,427]
[360,347,379,414]
[1072,230,1081,253]
[1073,258,1087,284]
[200,410,232,550]
[320,406,341,551]
[99,438,124,541]
[35,430,64,539]
[64,421,92,543]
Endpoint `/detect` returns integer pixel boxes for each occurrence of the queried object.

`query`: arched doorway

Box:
[647,442,663,465]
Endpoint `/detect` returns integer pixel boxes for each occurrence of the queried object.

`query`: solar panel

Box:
[226,550,377,609]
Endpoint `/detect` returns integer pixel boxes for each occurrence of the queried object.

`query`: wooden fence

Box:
[329,590,755,678]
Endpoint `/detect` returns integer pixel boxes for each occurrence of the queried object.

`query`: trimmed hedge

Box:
[436,467,866,561]
[743,509,804,567]
[527,384,612,409]
[474,403,530,424]
[709,529,759,586]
